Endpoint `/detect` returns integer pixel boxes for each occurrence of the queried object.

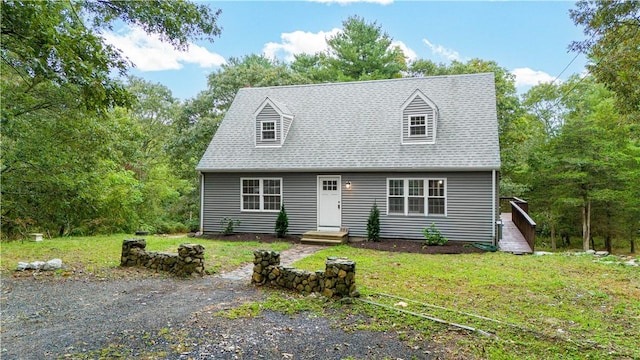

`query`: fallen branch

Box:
[374,292,522,330]
[358,298,496,338]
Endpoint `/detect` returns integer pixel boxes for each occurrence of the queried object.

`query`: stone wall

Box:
[120,239,205,276]
[251,250,357,298]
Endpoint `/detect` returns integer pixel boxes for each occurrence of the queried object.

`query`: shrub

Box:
[275,205,289,238]
[422,223,448,246]
[185,218,200,233]
[220,217,241,235]
[367,200,380,242]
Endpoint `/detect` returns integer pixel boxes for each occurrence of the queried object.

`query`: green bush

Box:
[220,217,241,235]
[185,218,200,233]
[422,223,448,246]
[275,205,289,238]
[367,201,381,242]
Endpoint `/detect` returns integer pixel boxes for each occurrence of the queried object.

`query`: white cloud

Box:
[422,38,461,62]
[309,0,393,5]
[391,40,418,62]
[263,28,341,61]
[102,26,225,71]
[511,67,556,87]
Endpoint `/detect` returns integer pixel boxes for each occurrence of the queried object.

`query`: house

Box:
[196,73,501,244]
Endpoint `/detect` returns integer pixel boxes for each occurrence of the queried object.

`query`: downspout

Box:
[199,172,204,234]
[491,169,496,245]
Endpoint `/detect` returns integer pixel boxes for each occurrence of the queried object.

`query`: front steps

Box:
[300,230,349,245]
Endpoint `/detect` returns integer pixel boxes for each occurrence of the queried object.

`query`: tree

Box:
[204,54,309,112]
[1,0,221,238]
[325,16,406,81]
[570,0,640,115]
[275,205,289,238]
[525,77,638,251]
[367,201,381,242]
[1,0,221,117]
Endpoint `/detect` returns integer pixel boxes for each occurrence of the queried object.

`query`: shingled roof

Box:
[197,73,500,172]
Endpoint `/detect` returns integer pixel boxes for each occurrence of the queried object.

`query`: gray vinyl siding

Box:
[203,172,316,235]
[282,115,293,142]
[255,104,281,146]
[402,96,435,144]
[202,171,494,242]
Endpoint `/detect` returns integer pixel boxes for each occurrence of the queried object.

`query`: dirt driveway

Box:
[1,256,439,359]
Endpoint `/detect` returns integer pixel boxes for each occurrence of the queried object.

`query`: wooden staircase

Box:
[300,230,349,245]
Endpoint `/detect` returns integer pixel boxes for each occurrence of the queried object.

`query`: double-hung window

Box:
[387,178,446,216]
[241,178,282,212]
[409,115,426,136]
[261,121,276,141]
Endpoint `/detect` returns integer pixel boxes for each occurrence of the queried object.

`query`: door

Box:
[317,175,341,231]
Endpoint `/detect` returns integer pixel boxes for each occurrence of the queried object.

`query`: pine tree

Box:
[275,205,289,238]
[367,201,380,242]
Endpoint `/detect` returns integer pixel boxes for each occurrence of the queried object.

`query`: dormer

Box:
[254,97,294,147]
[400,90,438,145]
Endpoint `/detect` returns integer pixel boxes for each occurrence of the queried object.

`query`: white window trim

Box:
[408,114,428,138]
[260,121,277,142]
[240,177,283,212]
[386,178,447,217]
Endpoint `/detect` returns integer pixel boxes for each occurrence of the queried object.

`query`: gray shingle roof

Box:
[197,73,500,172]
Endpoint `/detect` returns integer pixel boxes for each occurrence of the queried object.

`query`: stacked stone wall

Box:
[120,239,205,276]
[252,250,357,298]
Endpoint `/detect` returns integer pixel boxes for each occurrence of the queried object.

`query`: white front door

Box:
[317,175,341,231]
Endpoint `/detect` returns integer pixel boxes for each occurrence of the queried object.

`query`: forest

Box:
[1,1,638,252]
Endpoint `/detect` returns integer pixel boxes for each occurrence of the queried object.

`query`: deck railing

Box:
[506,197,536,252]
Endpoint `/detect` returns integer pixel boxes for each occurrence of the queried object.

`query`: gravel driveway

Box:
[1,255,439,359]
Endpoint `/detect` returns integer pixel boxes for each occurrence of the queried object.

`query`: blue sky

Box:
[103,1,588,100]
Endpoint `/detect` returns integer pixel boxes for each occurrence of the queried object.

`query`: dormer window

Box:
[254,97,294,147]
[261,121,276,141]
[401,90,438,145]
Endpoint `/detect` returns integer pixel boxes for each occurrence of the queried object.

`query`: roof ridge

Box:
[238,73,494,92]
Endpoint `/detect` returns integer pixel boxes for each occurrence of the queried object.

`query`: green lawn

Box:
[3,236,638,359]
[290,246,640,360]
[0,234,291,276]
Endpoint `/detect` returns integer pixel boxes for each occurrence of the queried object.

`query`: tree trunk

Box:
[605,235,612,253]
[550,218,556,251]
[582,205,589,251]
[631,238,636,254]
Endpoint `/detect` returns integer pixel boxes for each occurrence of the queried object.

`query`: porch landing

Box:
[301,230,348,246]
[499,213,533,254]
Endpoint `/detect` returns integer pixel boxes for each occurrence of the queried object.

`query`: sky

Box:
[102,0,589,100]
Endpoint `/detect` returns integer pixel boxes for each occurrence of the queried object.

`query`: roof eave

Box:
[196,166,501,173]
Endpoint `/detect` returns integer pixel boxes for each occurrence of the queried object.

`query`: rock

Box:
[595,251,609,256]
[624,260,639,267]
[30,261,45,270]
[534,251,554,256]
[43,259,62,271]
[585,250,596,255]
[16,262,29,271]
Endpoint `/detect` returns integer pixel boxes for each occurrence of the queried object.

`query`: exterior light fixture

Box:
[345,181,352,190]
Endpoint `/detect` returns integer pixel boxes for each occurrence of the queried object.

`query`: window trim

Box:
[408,115,427,138]
[260,121,276,142]
[240,177,283,212]
[386,178,447,216]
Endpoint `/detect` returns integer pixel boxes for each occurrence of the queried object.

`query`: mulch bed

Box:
[198,233,486,254]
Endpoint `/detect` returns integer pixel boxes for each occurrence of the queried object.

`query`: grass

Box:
[0,234,291,276]
[3,235,638,359]
[288,245,640,359]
